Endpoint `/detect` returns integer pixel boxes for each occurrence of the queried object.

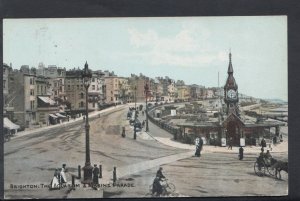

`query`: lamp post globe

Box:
[82,61,93,184]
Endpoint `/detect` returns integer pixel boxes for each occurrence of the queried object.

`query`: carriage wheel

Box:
[267,166,276,176]
[254,161,265,176]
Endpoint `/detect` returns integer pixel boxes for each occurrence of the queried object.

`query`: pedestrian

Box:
[60,166,67,184]
[142,120,145,128]
[273,136,277,145]
[261,137,266,152]
[239,146,244,160]
[199,137,203,157]
[122,126,126,138]
[195,137,200,157]
[228,137,233,150]
[92,164,100,185]
[50,168,60,190]
[214,137,217,147]
[196,137,203,157]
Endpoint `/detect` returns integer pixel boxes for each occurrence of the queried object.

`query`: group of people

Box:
[259,148,273,166]
[50,164,67,190]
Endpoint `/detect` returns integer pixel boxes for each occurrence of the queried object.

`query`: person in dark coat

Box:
[239,146,244,160]
[153,167,165,196]
[261,137,266,151]
[228,137,233,150]
[121,126,126,137]
[93,164,100,185]
[156,167,165,180]
[93,165,100,183]
[198,138,203,157]
[195,137,200,157]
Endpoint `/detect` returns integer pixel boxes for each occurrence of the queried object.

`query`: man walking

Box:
[261,137,266,152]
[239,146,244,160]
[195,137,200,157]
[92,164,100,186]
[228,137,233,150]
[197,137,204,157]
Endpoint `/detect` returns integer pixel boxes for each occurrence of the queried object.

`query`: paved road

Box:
[4,106,186,199]
[105,151,288,198]
[4,104,288,198]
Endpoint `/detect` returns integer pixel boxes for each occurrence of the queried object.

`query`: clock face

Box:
[227,89,237,99]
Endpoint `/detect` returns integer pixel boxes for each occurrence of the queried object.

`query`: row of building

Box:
[3,62,227,129]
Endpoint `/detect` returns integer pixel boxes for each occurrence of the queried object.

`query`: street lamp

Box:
[82,61,93,184]
[134,86,137,140]
[144,83,149,132]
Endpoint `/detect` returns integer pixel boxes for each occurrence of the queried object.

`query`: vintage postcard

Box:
[3,16,287,199]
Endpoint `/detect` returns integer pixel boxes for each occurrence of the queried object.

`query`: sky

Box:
[3,16,287,101]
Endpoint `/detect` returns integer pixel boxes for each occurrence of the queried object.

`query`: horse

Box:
[270,158,288,180]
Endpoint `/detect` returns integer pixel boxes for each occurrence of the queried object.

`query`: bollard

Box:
[113,167,117,183]
[72,175,75,190]
[78,165,81,179]
[99,165,102,178]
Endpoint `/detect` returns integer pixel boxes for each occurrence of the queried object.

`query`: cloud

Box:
[127,26,225,67]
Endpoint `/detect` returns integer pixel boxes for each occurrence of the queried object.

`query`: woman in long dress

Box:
[50,169,60,190]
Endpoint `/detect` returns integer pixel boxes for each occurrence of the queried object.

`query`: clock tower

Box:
[224,52,240,116]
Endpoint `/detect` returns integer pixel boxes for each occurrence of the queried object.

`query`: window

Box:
[80,93,84,99]
[30,89,34,96]
[77,85,79,90]
[111,97,113,101]
[55,91,57,95]
[30,78,33,85]
[37,85,39,94]
[92,85,95,90]
[92,78,95,82]
[54,82,57,87]
[93,102,95,108]
[68,85,70,90]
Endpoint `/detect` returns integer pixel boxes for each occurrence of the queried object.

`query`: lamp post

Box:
[82,61,93,184]
[134,86,137,139]
[144,83,149,132]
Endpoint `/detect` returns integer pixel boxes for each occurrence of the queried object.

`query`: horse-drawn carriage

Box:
[254,154,288,180]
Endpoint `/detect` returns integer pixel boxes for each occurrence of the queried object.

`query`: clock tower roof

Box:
[228,52,233,74]
[224,52,238,90]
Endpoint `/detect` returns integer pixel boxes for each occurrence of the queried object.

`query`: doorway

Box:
[226,121,240,145]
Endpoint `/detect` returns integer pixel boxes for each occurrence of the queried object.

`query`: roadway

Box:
[4,104,288,198]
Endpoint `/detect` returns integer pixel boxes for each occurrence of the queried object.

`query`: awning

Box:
[49,114,58,118]
[56,113,67,118]
[38,96,56,105]
[4,117,20,130]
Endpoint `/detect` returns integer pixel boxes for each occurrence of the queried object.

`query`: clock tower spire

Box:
[224,51,239,116]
